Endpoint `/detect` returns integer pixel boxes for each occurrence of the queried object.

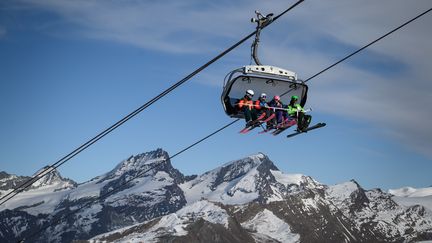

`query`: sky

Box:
[0,0,431,191]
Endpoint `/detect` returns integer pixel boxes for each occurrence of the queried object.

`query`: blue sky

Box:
[1,0,431,190]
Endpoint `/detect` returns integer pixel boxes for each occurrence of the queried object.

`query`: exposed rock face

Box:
[0,149,187,242]
[1,150,431,242]
[327,182,432,242]
[0,168,76,196]
[0,171,32,194]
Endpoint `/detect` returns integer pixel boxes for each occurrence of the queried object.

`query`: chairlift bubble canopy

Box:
[221,65,308,118]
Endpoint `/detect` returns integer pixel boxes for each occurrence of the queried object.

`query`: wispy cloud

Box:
[4,0,432,158]
[272,42,432,158]
[11,0,263,53]
[260,1,432,158]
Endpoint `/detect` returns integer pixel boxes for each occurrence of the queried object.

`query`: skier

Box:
[268,95,288,126]
[254,93,274,129]
[287,95,311,132]
[254,93,270,116]
[237,89,258,126]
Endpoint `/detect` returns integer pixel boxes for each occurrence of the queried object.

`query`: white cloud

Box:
[261,1,432,158]
[7,0,432,157]
[14,0,262,53]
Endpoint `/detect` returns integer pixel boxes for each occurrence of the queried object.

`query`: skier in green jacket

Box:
[287,95,311,132]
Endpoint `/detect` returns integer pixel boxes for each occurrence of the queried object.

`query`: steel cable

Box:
[17,5,432,242]
[0,0,305,207]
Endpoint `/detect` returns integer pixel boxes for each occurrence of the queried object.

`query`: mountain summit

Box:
[31,166,77,190]
[180,153,321,205]
[0,167,76,196]
[99,148,185,184]
[1,149,431,243]
[0,149,188,242]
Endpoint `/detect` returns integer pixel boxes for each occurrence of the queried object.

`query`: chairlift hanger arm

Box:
[249,0,305,66]
[251,11,274,65]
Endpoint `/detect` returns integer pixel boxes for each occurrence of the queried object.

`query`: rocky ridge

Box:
[0,149,431,242]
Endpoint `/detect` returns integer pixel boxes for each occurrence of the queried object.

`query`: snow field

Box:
[241,209,300,243]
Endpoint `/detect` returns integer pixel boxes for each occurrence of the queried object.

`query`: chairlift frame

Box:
[221,10,309,119]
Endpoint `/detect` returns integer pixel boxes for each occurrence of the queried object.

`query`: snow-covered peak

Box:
[325,179,371,212]
[327,180,362,202]
[0,171,27,191]
[220,152,266,167]
[389,186,432,212]
[109,149,168,175]
[0,168,76,215]
[179,153,281,205]
[31,166,76,190]
[100,149,184,184]
[0,171,15,181]
[210,153,278,183]
[180,153,322,205]
[389,186,432,197]
[2,149,432,243]
[0,168,76,196]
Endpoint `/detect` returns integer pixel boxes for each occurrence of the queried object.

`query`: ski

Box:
[256,114,277,134]
[239,125,254,134]
[261,113,276,123]
[240,123,263,134]
[239,113,266,134]
[272,125,292,135]
[272,119,297,136]
[256,112,267,121]
[286,123,326,138]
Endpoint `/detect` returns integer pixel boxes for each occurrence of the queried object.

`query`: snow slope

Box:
[389,186,432,197]
[90,200,230,243]
[241,209,300,243]
[0,169,77,215]
[327,181,432,241]
[389,186,432,212]
[2,150,432,243]
[179,153,317,205]
[0,149,188,242]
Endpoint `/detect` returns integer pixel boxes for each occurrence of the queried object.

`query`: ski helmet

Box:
[291,95,298,100]
[274,95,280,101]
[260,93,267,99]
[246,89,254,96]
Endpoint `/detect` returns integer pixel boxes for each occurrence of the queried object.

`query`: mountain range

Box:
[0,148,431,242]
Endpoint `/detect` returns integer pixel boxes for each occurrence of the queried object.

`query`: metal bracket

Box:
[251,11,274,65]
